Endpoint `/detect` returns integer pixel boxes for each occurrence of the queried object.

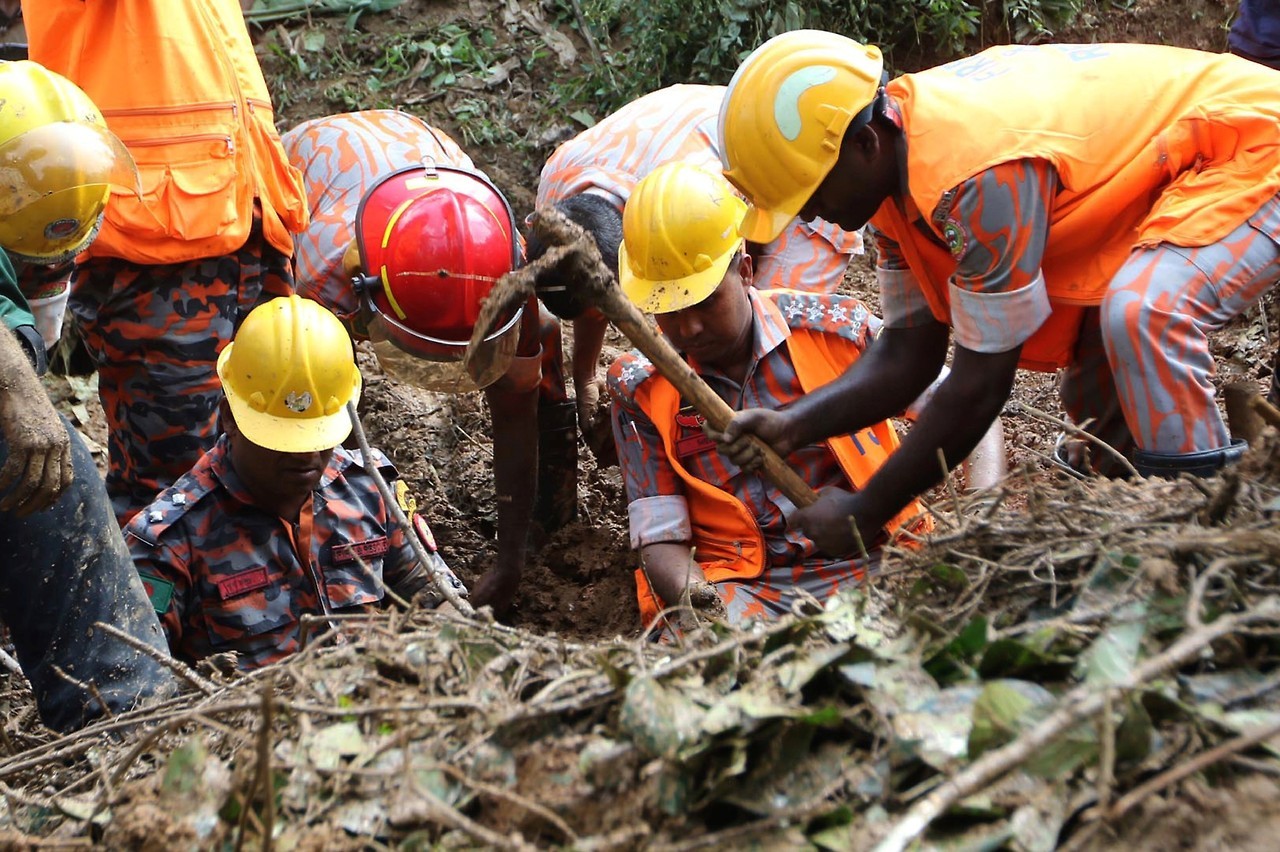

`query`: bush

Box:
[555,0,1082,113]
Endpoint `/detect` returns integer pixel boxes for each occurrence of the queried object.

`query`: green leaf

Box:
[1076,602,1147,686]
[619,677,705,760]
[568,109,596,128]
[301,29,327,51]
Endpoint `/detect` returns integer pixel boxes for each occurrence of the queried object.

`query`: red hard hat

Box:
[354,163,522,390]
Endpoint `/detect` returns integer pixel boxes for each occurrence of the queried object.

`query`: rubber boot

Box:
[534,399,579,537]
[1132,439,1248,478]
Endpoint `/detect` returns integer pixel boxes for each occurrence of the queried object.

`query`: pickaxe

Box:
[464,206,819,509]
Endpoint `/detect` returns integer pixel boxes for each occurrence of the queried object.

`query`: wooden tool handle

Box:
[604,291,819,509]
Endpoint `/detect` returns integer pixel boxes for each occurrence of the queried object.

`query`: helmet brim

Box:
[217,344,362,454]
[618,238,740,314]
[224,375,362,454]
[367,305,522,393]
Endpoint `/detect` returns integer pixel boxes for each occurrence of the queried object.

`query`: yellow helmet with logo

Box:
[618,161,747,314]
[718,30,884,244]
[217,296,363,453]
[0,60,141,264]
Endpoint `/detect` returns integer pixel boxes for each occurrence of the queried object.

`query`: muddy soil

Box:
[28,0,1278,645]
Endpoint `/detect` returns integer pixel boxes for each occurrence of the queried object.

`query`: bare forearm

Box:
[571,311,608,394]
[856,346,1020,526]
[486,385,538,569]
[639,542,705,607]
[784,323,949,447]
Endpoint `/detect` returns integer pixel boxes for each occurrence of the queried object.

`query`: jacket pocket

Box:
[104,103,241,242]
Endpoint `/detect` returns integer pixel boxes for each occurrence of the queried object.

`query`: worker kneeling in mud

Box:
[608,163,1003,630]
[712,34,1280,558]
[282,110,575,619]
[126,296,464,671]
[0,61,176,731]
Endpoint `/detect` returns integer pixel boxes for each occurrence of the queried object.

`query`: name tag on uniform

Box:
[674,407,716,458]
[332,536,390,564]
[217,567,270,600]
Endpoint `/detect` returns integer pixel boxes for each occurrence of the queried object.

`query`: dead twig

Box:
[872,598,1280,852]
[95,621,217,696]
[1007,400,1139,478]
[1106,718,1280,821]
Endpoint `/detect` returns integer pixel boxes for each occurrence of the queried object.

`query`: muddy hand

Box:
[578,377,617,465]
[470,563,519,619]
[703,408,795,471]
[0,389,73,516]
[686,580,727,620]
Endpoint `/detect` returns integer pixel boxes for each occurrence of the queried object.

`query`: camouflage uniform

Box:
[125,436,462,670]
[0,252,174,732]
[70,214,294,526]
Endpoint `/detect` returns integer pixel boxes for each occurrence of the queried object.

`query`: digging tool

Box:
[464,207,819,509]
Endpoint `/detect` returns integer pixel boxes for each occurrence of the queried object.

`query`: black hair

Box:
[525,193,623,320]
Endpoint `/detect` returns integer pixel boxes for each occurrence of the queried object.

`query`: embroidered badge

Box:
[216,567,270,600]
[942,217,968,258]
[140,573,175,615]
[332,537,391,564]
[674,405,716,458]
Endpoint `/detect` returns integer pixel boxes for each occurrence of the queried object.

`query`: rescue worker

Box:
[609,162,938,627]
[22,0,310,525]
[281,109,564,618]
[0,61,174,731]
[712,33,1280,556]
[126,296,464,670]
[533,84,866,457]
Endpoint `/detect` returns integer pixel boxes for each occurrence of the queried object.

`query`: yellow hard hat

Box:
[0,60,141,264]
[217,296,363,454]
[718,30,884,243]
[618,161,747,314]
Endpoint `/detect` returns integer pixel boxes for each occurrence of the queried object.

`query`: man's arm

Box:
[639,541,706,607]
[0,324,72,515]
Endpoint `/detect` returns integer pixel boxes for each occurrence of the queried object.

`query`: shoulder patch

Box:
[139,573,175,615]
[338,445,399,481]
[765,291,875,344]
[607,350,658,401]
[942,215,968,259]
[127,477,215,546]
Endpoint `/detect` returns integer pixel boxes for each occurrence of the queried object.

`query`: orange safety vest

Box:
[25,0,309,264]
[872,43,1280,371]
[630,313,930,624]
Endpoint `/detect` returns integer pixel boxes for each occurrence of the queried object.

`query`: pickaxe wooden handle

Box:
[466,207,818,509]
[594,283,819,509]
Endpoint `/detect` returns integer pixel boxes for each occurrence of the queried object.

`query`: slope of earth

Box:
[246,0,1271,640]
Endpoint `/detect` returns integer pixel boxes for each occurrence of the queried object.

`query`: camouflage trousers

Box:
[69,215,294,525]
[0,415,175,731]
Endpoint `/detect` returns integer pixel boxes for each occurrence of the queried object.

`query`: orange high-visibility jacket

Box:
[25,0,309,264]
[630,296,930,624]
[872,43,1280,370]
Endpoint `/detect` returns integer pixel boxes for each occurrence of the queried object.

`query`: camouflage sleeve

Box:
[381,479,468,607]
[941,160,1056,352]
[128,537,190,653]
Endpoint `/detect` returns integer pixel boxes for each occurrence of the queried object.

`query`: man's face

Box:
[222,402,334,512]
[655,256,754,372]
[797,126,894,232]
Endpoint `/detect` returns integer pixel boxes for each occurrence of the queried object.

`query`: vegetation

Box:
[552,0,1085,113]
